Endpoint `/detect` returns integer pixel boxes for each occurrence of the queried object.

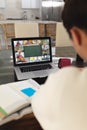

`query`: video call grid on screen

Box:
[12,37,52,65]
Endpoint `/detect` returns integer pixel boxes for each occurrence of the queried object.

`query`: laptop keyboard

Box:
[20,64,52,73]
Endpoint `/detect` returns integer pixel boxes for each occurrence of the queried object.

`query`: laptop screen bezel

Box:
[11,37,52,66]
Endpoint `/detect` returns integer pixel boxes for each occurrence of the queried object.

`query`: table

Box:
[0,47,76,129]
[0,113,43,130]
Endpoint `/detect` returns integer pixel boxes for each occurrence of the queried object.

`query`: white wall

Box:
[0,0,41,20]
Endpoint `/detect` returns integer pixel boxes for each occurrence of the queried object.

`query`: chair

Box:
[0,24,4,50]
[56,22,71,47]
[14,22,39,38]
[0,24,2,50]
[2,23,15,49]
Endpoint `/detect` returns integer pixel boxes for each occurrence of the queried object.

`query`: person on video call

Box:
[31,0,87,130]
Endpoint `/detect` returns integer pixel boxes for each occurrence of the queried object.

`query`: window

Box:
[21,0,41,9]
[0,0,6,8]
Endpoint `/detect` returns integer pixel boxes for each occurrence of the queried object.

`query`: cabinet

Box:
[39,23,56,46]
[22,0,41,9]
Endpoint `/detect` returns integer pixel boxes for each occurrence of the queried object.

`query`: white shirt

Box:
[32,67,87,130]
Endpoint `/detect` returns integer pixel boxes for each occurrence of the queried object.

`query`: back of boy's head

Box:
[62,0,87,37]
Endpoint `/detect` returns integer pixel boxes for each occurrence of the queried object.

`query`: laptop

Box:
[11,37,57,80]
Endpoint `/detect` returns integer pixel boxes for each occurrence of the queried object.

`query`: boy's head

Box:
[62,0,87,36]
[62,0,87,60]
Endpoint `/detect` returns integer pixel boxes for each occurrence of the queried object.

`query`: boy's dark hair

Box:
[62,0,87,37]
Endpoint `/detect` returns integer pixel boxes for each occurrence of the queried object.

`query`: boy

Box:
[32,0,87,129]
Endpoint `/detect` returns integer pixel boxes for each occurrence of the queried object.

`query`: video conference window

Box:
[24,45,42,57]
[14,39,50,64]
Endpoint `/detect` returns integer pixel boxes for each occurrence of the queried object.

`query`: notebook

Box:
[11,37,57,80]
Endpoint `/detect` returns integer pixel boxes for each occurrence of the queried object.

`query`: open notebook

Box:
[11,37,57,80]
[0,79,40,125]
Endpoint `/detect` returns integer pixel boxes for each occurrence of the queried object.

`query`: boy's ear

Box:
[70,27,82,46]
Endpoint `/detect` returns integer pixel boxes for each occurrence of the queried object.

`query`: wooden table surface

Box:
[0,113,43,130]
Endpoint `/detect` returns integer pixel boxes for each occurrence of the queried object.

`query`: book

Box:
[0,79,40,126]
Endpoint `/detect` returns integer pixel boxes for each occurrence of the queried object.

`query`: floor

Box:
[56,46,76,57]
[0,46,76,85]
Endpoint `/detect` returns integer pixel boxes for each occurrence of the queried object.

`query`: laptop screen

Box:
[11,37,52,66]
